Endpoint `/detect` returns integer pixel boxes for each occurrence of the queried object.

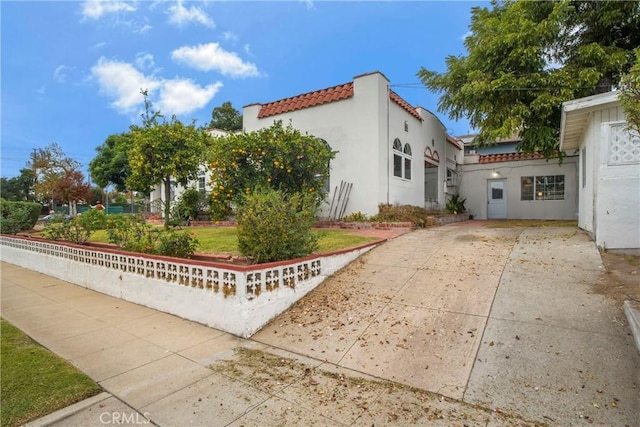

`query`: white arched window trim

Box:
[392,138,412,180]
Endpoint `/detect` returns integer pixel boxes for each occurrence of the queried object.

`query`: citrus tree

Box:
[207,121,335,219]
[127,93,210,227]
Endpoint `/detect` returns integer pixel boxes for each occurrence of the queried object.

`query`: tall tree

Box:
[209,101,243,131]
[54,170,91,215]
[28,142,84,209]
[619,48,640,134]
[417,0,639,157]
[89,133,133,192]
[0,169,36,201]
[128,95,210,226]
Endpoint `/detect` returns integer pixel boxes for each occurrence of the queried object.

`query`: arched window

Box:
[393,138,403,177]
[392,139,412,180]
[403,143,412,179]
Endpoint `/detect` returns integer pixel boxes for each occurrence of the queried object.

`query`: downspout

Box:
[443,129,447,208]
[386,83,390,204]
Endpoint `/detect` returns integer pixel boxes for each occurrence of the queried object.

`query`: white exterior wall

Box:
[245,73,389,217]
[244,72,450,217]
[574,104,639,250]
[459,157,579,220]
[595,120,639,249]
[444,139,464,201]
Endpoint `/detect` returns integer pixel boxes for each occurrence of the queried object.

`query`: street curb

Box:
[24,392,112,427]
[623,300,640,353]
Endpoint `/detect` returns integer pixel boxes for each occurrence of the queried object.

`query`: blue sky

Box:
[1,0,483,180]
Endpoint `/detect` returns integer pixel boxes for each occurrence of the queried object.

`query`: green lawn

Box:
[89,227,378,256]
[0,319,102,427]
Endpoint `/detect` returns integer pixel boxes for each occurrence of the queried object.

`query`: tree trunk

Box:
[163,175,171,228]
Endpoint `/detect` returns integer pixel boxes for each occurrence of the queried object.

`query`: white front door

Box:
[487,179,507,219]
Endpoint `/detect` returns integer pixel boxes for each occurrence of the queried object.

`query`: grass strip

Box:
[89,227,377,256]
[0,319,101,427]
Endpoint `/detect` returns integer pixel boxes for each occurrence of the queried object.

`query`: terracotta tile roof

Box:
[389,90,422,121]
[256,79,423,121]
[257,83,354,118]
[479,152,545,164]
[446,135,463,150]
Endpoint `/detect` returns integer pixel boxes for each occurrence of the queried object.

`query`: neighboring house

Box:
[243,71,463,218]
[559,91,640,251]
[148,128,228,215]
[455,132,578,221]
[459,152,578,220]
[458,144,578,221]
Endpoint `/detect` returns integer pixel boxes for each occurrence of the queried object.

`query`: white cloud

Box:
[91,57,160,113]
[93,41,107,49]
[53,65,75,83]
[222,31,238,42]
[135,52,155,70]
[300,0,314,10]
[157,79,223,115]
[243,44,252,56]
[136,24,152,34]
[167,1,214,28]
[81,0,136,20]
[171,43,259,78]
[91,57,222,116]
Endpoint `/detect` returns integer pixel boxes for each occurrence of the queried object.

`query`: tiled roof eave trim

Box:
[478,152,553,164]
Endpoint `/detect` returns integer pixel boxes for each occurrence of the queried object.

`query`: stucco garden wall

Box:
[0,235,377,338]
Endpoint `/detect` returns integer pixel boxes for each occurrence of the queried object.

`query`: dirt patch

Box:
[211,347,545,426]
[595,252,640,306]
[483,220,578,228]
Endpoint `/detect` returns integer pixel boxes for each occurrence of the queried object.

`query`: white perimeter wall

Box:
[1,236,375,338]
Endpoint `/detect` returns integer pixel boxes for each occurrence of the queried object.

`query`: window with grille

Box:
[521,175,565,200]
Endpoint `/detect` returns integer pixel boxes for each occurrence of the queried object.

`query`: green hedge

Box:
[0,199,41,234]
[236,188,318,263]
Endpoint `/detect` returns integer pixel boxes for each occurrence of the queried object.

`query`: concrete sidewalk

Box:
[2,223,638,426]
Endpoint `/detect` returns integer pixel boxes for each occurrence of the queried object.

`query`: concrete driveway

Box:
[253,222,639,425]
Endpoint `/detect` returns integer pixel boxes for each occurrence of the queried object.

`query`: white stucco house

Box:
[458,135,579,221]
[559,91,640,252]
[148,128,228,215]
[243,71,463,218]
[149,73,636,246]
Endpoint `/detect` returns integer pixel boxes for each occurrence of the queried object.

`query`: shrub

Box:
[343,211,368,222]
[105,215,154,253]
[76,209,107,231]
[372,203,434,228]
[155,230,199,258]
[41,218,92,244]
[105,214,198,258]
[236,188,318,263]
[445,194,467,214]
[171,187,209,223]
[0,199,40,234]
